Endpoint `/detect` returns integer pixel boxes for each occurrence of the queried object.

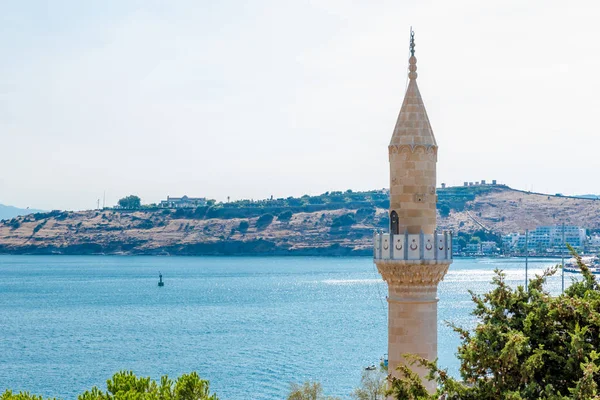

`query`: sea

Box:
[0,256,572,399]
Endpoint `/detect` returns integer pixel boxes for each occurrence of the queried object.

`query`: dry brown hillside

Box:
[0,186,598,255]
[438,188,600,234]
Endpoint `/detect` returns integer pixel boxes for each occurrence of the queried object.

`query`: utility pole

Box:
[562,222,565,293]
[525,229,529,291]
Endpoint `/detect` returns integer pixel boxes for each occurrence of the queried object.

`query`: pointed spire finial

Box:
[408,28,417,80]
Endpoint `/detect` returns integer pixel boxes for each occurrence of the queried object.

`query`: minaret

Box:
[374,29,452,393]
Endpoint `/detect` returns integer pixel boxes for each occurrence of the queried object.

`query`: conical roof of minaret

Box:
[389,34,437,148]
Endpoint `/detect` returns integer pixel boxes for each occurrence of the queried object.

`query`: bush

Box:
[2,371,218,400]
[438,203,450,217]
[1,391,56,400]
[286,197,305,207]
[331,213,355,227]
[355,207,376,221]
[256,214,274,229]
[308,196,325,205]
[278,211,293,222]
[238,220,249,233]
[351,369,386,400]
[287,381,339,400]
[173,208,190,219]
[136,219,154,230]
[32,221,46,234]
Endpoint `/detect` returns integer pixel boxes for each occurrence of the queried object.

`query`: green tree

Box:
[468,236,481,244]
[455,236,467,251]
[351,369,386,400]
[1,392,56,400]
[256,214,274,229]
[389,246,600,400]
[286,197,305,207]
[331,213,355,227]
[278,211,293,222]
[287,382,340,400]
[238,220,249,233]
[118,195,141,209]
[78,371,218,400]
[2,371,217,400]
[438,203,451,218]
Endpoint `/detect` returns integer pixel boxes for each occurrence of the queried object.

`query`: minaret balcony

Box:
[373,231,452,261]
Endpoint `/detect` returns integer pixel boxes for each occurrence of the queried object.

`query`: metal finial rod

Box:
[410,28,415,57]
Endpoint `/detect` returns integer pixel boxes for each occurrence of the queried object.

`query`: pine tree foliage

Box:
[2,371,218,400]
[78,371,218,400]
[390,246,600,400]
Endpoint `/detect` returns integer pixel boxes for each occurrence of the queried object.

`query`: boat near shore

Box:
[563,256,600,274]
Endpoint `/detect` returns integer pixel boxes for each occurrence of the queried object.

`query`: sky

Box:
[1,0,599,211]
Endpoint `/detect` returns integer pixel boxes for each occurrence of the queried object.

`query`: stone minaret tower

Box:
[373,30,452,393]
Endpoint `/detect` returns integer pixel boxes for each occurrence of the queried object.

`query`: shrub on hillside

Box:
[331,213,355,227]
[286,197,305,207]
[256,214,274,229]
[355,207,376,221]
[238,220,249,233]
[308,196,325,205]
[33,210,63,221]
[32,221,46,234]
[278,211,293,222]
[438,202,451,217]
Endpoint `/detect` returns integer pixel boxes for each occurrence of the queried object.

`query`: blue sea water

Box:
[0,256,570,399]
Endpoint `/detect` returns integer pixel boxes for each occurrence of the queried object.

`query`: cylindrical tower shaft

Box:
[373,29,452,395]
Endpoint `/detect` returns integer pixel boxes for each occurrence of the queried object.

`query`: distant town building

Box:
[465,243,480,254]
[159,195,206,208]
[463,180,497,187]
[480,241,498,254]
[441,183,446,189]
[503,225,586,253]
[452,242,462,255]
[588,235,600,253]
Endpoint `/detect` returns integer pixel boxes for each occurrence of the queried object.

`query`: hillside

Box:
[1,186,599,256]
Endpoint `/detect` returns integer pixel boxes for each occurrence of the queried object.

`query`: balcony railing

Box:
[373,231,453,261]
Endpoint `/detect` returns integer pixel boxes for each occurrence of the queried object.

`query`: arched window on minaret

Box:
[390,210,399,234]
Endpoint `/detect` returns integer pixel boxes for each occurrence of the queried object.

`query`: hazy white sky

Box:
[1,0,599,210]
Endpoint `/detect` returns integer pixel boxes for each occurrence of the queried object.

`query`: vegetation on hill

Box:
[117,195,141,209]
[390,248,600,399]
[3,185,600,256]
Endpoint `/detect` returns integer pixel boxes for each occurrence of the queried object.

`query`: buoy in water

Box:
[158,272,164,287]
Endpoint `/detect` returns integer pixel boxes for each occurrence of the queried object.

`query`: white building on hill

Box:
[159,196,207,208]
